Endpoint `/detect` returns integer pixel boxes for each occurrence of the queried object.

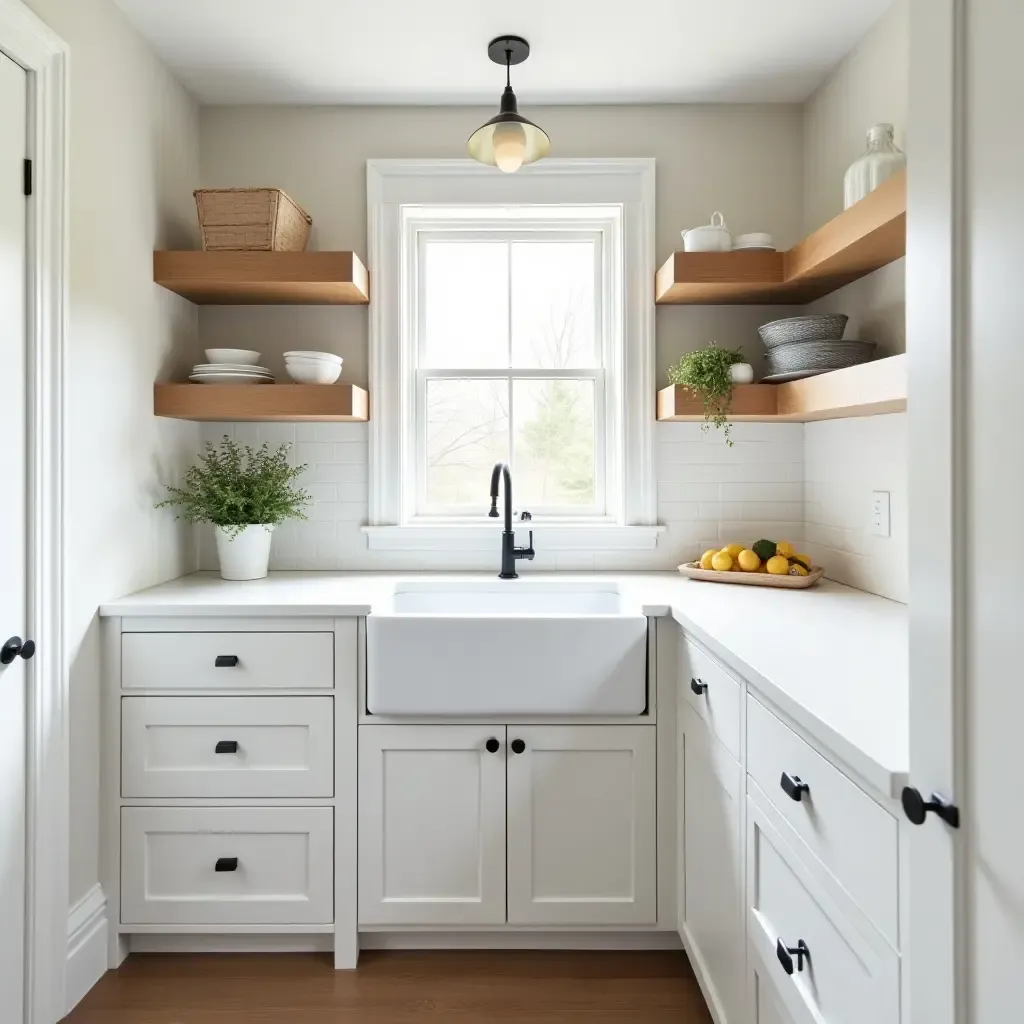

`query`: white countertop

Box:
[101,571,908,797]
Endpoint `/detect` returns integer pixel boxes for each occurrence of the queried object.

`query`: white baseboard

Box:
[129,933,334,954]
[66,884,108,1014]
[360,931,684,951]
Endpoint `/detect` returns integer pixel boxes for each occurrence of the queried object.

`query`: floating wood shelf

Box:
[153,251,370,305]
[154,383,370,422]
[656,170,906,304]
[657,355,906,423]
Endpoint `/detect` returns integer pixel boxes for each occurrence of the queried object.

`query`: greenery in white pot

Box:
[157,436,310,579]
[667,342,747,445]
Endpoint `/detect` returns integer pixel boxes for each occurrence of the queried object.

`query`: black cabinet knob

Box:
[1,636,35,665]
[780,772,810,802]
[776,938,810,975]
[215,740,239,754]
[485,737,500,753]
[690,677,708,695]
[215,655,239,668]
[901,786,960,828]
[510,738,526,754]
[215,857,238,872]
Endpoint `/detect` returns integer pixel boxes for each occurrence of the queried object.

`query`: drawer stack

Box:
[105,622,353,944]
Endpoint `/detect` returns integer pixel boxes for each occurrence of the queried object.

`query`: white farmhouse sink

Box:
[366,581,648,717]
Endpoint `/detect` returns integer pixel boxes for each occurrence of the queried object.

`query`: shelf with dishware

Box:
[153,250,370,305]
[153,382,370,422]
[656,354,906,423]
[655,169,905,305]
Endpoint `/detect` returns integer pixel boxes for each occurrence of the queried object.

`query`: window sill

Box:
[361,523,665,552]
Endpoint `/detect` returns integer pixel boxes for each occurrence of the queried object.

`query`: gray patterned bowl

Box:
[763,339,876,381]
[758,313,849,349]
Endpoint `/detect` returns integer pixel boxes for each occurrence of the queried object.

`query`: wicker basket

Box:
[193,188,312,251]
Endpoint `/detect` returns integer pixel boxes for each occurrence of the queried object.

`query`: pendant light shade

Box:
[468,36,550,173]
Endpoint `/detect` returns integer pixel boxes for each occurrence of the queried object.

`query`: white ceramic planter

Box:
[214,524,275,581]
[730,362,755,384]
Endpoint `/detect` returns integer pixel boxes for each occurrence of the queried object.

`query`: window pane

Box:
[425,378,509,509]
[423,241,508,368]
[511,242,597,368]
[513,379,596,508]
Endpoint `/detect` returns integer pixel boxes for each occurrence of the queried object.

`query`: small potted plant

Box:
[158,436,310,580]
[666,342,749,445]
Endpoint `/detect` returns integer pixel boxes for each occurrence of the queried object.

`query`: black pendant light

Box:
[467,36,550,173]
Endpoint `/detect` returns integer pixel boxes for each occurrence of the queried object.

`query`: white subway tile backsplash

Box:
[194,417,904,602]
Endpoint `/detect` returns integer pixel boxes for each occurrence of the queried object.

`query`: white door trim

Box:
[0,3,68,1023]
[906,1,967,1023]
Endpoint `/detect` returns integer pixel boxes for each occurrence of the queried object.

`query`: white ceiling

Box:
[115,0,893,106]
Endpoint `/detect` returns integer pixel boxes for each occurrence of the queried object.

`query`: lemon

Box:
[788,563,809,577]
[776,540,795,559]
[724,542,745,559]
[766,554,790,575]
[794,552,812,568]
[737,549,761,572]
[711,550,734,572]
[699,549,717,571]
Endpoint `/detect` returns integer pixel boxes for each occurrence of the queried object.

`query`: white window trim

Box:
[365,158,659,551]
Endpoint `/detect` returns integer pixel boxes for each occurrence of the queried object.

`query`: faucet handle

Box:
[518,510,532,521]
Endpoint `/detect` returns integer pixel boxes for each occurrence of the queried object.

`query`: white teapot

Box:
[681,211,732,252]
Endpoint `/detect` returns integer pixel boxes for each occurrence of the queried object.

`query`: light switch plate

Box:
[871,490,891,537]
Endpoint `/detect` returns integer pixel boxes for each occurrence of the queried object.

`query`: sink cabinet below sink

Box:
[357,723,657,927]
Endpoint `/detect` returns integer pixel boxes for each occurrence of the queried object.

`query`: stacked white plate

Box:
[189,363,275,385]
[190,348,275,385]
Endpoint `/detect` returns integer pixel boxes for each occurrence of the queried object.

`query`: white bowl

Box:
[205,348,261,365]
[284,350,342,364]
[285,360,342,385]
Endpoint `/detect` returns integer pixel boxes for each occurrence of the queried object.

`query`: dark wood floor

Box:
[65,950,712,1023]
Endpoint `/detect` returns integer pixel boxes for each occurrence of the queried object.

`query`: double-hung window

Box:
[366,159,658,550]
[410,210,616,521]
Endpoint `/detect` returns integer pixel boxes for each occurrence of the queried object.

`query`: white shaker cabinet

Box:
[506,725,657,926]
[678,701,744,1024]
[357,724,508,926]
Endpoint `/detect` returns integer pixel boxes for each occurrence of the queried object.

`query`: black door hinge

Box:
[23,159,32,197]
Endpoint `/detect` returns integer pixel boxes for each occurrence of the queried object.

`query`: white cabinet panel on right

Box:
[746,797,900,1024]
[750,959,797,1024]
[506,725,657,926]
[746,695,899,946]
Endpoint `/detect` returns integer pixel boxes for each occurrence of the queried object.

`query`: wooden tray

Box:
[677,562,824,589]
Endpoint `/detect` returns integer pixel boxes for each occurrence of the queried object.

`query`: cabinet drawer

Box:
[121,807,334,925]
[122,696,334,798]
[121,632,334,690]
[746,695,898,946]
[679,636,742,759]
[747,798,899,1024]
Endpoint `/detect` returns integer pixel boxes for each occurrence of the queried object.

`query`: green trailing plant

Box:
[157,436,310,537]
[666,342,746,445]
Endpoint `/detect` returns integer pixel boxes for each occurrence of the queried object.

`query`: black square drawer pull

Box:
[215,740,238,754]
[780,772,810,802]
[215,857,238,872]
[215,655,239,668]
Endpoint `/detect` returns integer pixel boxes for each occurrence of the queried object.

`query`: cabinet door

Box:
[358,725,506,925]
[750,959,797,1024]
[506,725,656,926]
[681,703,744,1024]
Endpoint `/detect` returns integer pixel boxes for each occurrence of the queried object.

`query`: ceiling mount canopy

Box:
[467,35,550,174]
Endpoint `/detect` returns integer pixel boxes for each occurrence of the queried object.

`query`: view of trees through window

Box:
[419,237,601,514]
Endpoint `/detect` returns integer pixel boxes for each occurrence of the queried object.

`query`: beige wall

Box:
[198,104,805,386]
[24,0,202,905]
[800,0,908,602]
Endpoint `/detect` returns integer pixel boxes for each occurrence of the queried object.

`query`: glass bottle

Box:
[843,123,906,209]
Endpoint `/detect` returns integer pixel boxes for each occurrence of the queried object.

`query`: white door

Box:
[680,704,744,1024]
[357,725,507,925]
[506,725,656,926]
[905,3,963,1023]
[749,959,796,1024]
[0,49,28,1024]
